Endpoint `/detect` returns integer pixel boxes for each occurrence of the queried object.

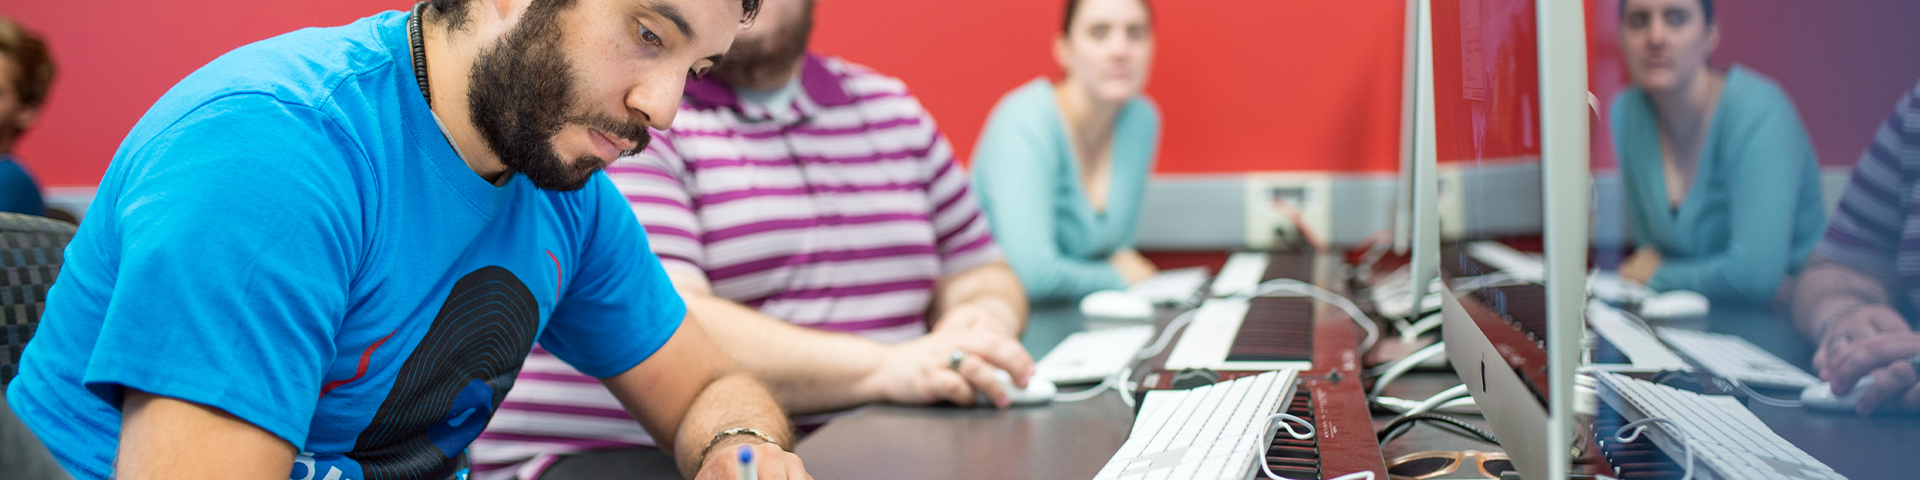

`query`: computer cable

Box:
[1405,384,1472,416]
[1368,341,1450,397]
[1132,308,1199,360]
[1251,279,1381,355]
[1375,412,1501,446]
[1371,395,1477,416]
[1728,379,1804,407]
[1253,413,1378,480]
[1613,417,1694,480]
[1051,367,1134,405]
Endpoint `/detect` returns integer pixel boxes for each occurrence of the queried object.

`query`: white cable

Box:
[1731,380,1805,407]
[1253,413,1378,480]
[1406,384,1472,417]
[1399,312,1446,343]
[1372,396,1479,415]
[1134,309,1198,360]
[1370,342,1449,397]
[1052,367,1133,403]
[1252,279,1380,355]
[1615,417,1694,480]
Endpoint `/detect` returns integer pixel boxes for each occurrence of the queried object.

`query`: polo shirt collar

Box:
[681,53,853,123]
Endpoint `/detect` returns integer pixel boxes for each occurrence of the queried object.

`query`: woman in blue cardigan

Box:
[970,0,1160,305]
[1611,0,1825,307]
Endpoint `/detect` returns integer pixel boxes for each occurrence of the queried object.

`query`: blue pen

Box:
[736,444,756,480]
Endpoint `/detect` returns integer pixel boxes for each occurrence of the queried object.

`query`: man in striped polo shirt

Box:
[473,0,1033,476]
[1794,79,1920,416]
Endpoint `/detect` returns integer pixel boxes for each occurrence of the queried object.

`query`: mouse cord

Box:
[1731,380,1804,407]
[1134,308,1199,360]
[1615,417,1694,480]
[1052,367,1134,405]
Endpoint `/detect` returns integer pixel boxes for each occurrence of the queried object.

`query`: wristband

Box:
[698,427,781,468]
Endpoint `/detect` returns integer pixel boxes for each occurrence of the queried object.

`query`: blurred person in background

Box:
[1794,80,1920,416]
[970,0,1162,305]
[1610,0,1825,308]
[0,16,50,217]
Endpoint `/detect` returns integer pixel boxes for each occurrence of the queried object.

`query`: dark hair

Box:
[1061,0,1154,35]
[426,0,762,32]
[1619,0,1714,25]
[0,16,54,109]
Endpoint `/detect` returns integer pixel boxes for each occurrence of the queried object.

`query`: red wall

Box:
[7,0,1411,188]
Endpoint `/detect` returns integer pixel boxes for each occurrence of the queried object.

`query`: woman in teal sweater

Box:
[971,0,1160,304]
[1611,0,1825,307]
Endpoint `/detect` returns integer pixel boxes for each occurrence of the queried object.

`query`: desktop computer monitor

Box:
[1417,0,1589,479]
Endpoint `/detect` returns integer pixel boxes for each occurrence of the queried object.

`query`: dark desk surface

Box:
[792,306,1143,480]
[1689,306,1920,480]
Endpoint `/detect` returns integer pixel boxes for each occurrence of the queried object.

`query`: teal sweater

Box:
[971,79,1161,304]
[1610,66,1826,306]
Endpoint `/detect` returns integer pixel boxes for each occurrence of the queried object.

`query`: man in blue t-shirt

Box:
[5,0,814,479]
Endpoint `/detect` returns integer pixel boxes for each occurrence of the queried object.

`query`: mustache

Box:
[569,113,651,156]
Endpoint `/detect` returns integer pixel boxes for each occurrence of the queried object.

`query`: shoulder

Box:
[1120,94,1162,132]
[130,13,403,150]
[1608,87,1652,127]
[1719,66,1804,120]
[819,55,915,100]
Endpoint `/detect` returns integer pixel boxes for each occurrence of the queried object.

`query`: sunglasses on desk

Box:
[1387,450,1515,480]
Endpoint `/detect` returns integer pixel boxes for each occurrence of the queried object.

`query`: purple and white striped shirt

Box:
[472,54,1002,477]
[1816,80,1920,309]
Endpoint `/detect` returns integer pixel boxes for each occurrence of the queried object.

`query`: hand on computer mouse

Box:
[1819,332,1920,415]
[1812,303,1909,373]
[858,324,1034,409]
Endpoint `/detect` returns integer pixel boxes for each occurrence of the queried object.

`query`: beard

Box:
[465,0,649,192]
[710,0,815,88]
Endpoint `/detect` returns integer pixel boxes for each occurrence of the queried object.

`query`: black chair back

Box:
[0,213,75,384]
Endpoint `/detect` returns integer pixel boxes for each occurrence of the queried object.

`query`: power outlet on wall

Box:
[1245,174,1332,250]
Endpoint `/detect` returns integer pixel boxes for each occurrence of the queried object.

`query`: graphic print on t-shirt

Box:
[347,266,540,480]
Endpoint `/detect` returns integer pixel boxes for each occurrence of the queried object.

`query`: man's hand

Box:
[1110,248,1159,285]
[695,441,811,480]
[1813,303,1911,373]
[1618,247,1662,285]
[1822,332,1920,415]
[857,323,1034,409]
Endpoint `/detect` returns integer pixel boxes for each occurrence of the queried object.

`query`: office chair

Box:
[0,212,76,385]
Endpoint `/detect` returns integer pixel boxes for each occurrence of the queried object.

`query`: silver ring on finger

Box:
[949,349,966,371]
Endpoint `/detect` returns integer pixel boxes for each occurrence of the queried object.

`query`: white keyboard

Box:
[1210,252,1270,297]
[1035,325,1155,385]
[1465,241,1545,282]
[1656,328,1820,389]
[1595,372,1846,480]
[1095,370,1300,480]
[1585,301,1692,372]
[1129,267,1211,306]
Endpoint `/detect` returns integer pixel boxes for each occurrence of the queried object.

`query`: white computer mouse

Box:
[977,369,1056,407]
[1802,376,1875,412]
[1637,290,1710,321]
[1080,290,1155,321]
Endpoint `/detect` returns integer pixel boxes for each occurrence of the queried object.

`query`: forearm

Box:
[669,372,794,478]
[1791,255,1896,339]
[931,262,1029,336]
[683,294,894,414]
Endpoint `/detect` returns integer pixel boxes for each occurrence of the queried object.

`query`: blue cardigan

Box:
[1610,66,1826,306]
[970,78,1161,304]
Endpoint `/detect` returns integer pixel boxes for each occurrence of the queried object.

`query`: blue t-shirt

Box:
[0,155,46,216]
[6,11,685,480]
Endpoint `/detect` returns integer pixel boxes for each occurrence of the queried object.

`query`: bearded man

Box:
[4,0,814,479]
[473,0,1034,477]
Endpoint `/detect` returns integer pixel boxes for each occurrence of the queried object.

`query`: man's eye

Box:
[1626,12,1650,30]
[639,25,664,48]
[1663,10,1690,28]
